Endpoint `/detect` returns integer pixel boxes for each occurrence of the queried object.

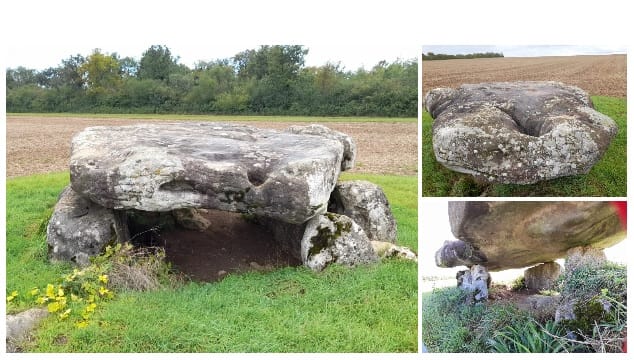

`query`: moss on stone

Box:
[308,214,352,258]
[562,296,607,335]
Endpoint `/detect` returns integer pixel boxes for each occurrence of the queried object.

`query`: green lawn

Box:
[6,172,417,352]
[8,112,416,123]
[422,96,627,196]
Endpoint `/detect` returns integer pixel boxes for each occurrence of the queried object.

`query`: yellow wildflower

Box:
[58,309,72,320]
[46,284,55,298]
[7,290,18,302]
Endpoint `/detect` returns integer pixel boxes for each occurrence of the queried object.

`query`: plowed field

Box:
[6,116,417,178]
[422,54,626,97]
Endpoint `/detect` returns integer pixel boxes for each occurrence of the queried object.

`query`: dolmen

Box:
[47,122,415,272]
[436,201,625,294]
[424,81,618,184]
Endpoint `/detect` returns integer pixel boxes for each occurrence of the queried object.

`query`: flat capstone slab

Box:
[70,122,344,224]
[425,81,618,184]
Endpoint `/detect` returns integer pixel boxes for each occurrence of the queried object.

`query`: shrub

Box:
[559,262,626,302]
[510,276,526,291]
[558,262,627,352]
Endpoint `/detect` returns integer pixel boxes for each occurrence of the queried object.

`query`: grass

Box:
[422,262,627,353]
[8,112,416,123]
[422,96,627,196]
[6,172,417,352]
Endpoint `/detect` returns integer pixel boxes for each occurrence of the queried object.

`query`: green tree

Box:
[138,45,177,82]
[80,49,122,92]
[6,67,38,89]
[233,45,308,112]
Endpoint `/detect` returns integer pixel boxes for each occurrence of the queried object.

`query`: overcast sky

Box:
[1,1,419,71]
[422,45,627,57]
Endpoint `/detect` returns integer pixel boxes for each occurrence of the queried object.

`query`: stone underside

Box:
[425,81,618,184]
[435,201,625,271]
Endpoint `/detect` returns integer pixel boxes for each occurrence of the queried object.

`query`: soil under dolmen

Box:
[128,209,301,282]
[424,81,618,184]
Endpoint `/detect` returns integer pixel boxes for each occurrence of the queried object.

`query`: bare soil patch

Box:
[423,54,626,98]
[6,116,417,178]
[157,210,301,282]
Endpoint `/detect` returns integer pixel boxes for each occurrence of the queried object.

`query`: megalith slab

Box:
[425,81,618,184]
[70,122,345,224]
[436,201,625,271]
[286,124,356,171]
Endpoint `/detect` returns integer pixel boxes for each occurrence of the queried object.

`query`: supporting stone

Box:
[565,246,607,274]
[524,262,562,291]
[457,264,491,303]
[47,186,128,266]
[329,180,397,243]
[301,213,378,271]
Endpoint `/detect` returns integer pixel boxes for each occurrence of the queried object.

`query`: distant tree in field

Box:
[233,45,308,111]
[80,49,122,92]
[422,52,504,60]
[6,67,39,89]
[118,56,139,78]
[138,45,178,82]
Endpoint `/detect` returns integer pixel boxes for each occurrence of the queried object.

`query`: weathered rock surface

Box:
[47,186,128,266]
[173,208,211,232]
[70,122,344,224]
[436,201,625,271]
[516,294,561,321]
[524,262,562,291]
[329,180,397,243]
[457,265,490,303]
[564,246,607,274]
[371,241,417,262]
[301,213,379,271]
[425,81,618,184]
[435,239,487,268]
[286,124,356,171]
[6,308,48,352]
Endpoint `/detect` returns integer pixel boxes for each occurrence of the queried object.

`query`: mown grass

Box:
[422,96,626,196]
[6,172,417,352]
[8,112,416,123]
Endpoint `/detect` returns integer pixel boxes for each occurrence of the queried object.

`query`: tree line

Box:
[6,45,416,117]
[422,52,504,61]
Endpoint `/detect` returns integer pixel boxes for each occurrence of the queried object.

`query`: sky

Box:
[1,1,421,72]
[421,201,629,283]
[2,1,630,72]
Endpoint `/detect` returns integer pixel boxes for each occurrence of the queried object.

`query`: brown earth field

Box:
[6,116,417,178]
[422,54,626,98]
